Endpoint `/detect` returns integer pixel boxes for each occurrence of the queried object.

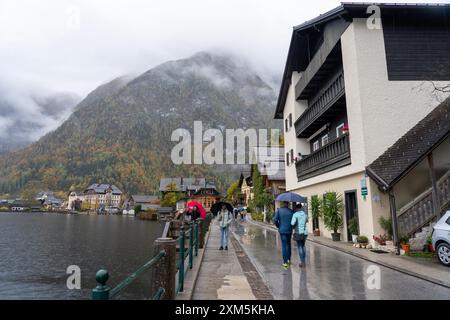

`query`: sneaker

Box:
[287,260,291,266]
[282,263,289,269]
[219,246,223,250]
[225,246,228,250]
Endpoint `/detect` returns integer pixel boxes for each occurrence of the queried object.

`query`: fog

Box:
[0,0,442,149]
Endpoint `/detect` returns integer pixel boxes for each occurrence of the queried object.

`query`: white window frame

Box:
[321,134,329,146]
[313,141,319,152]
[336,123,345,138]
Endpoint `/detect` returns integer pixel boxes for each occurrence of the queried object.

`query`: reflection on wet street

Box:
[232,221,450,300]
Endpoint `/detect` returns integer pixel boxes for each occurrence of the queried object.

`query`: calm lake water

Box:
[0,212,164,299]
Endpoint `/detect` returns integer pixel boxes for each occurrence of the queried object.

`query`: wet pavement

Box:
[232,220,450,300]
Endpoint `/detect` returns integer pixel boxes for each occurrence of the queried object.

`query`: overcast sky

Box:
[0,0,446,146]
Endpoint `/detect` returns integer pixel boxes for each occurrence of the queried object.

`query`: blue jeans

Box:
[280,233,292,264]
[296,236,307,264]
[220,226,229,247]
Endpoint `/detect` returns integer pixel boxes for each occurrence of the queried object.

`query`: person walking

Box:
[274,201,294,269]
[218,204,232,250]
[291,203,308,268]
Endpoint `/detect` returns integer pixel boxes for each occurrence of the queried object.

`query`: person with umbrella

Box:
[274,201,294,269]
[218,204,232,250]
[273,192,307,269]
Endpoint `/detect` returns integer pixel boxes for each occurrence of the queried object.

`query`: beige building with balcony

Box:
[275,3,450,246]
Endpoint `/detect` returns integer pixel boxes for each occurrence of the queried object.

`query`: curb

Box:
[246,216,450,289]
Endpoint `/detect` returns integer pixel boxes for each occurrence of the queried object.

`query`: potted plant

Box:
[357,235,369,248]
[348,216,359,243]
[426,235,434,252]
[322,192,344,241]
[310,195,322,236]
[400,236,410,254]
[378,216,393,240]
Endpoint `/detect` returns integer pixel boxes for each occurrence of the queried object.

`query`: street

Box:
[232,220,450,300]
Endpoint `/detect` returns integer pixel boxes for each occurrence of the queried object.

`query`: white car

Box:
[432,210,450,267]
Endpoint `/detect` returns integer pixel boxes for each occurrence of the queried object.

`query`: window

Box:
[290,149,294,163]
[289,113,292,128]
[321,134,329,146]
[313,141,319,152]
[446,216,450,225]
[286,152,290,166]
[336,123,345,138]
[285,119,288,132]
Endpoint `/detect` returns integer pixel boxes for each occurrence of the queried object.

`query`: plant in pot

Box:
[426,235,434,253]
[400,235,410,255]
[322,192,344,241]
[348,216,359,243]
[310,195,322,236]
[378,216,393,240]
[357,235,369,248]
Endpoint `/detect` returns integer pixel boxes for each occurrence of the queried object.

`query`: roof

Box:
[85,184,122,194]
[159,177,208,192]
[274,2,450,119]
[131,195,158,203]
[366,98,450,190]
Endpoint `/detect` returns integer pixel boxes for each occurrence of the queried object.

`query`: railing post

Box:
[178,224,185,292]
[199,219,205,249]
[194,221,199,257]
[151,237,177,300]
[91,269,110,300]
[189,222,193,269]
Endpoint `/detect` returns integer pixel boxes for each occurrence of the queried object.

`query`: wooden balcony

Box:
[295,69,345,138]
[296,133,351,181]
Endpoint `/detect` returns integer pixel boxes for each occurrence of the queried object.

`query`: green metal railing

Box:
[177,213,212,294]
[91,212,213,299]
[91,250,167,300]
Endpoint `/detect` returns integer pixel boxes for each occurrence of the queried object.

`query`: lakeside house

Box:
[275,3,450,246]
[160,177,221,211]
[124,195,160,210]
[71,184,123,210]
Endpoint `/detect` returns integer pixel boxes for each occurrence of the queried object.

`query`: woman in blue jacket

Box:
[291,203,308,268]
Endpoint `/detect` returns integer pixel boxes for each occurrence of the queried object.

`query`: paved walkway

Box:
[192,219,257,300]
[234,218,450,299]
[246,217,450,288]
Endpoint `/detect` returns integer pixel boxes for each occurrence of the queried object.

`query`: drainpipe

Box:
[388,189,400,255]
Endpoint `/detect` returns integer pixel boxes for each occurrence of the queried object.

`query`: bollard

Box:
[189,222,193,269]
[151,237,177,300]
[91,269,110,300]
[178,224,185,292]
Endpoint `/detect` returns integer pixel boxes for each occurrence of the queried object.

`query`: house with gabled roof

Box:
[275,2,450,246]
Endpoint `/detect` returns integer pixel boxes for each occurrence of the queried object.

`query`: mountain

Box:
[0,52,279,196]
[0,92,80,154]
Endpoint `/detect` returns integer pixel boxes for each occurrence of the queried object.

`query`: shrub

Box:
[310,195,322,220]
[378,216,393,240]
[348,216,359,235]
[357,235,369,243]
[322,192,344,233]
[251,211,264,222]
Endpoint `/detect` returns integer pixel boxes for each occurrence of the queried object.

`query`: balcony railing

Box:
[295,69,345,138]
[296,133,351,181]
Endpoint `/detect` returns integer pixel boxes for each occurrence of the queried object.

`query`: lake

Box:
[0,212,164,299]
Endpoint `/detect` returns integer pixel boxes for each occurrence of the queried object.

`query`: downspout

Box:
[388,189,400,255]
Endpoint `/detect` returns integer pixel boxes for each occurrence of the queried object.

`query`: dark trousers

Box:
[295,236,307,264]
[280,233,292,264]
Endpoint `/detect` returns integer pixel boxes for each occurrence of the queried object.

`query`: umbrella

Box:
[186,201,206,219]
[210,202,233,215]
[275,192,307,203]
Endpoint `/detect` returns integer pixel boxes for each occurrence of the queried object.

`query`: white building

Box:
[275,3,450,246]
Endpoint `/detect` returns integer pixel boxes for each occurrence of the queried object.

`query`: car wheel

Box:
[437,243,450,267]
